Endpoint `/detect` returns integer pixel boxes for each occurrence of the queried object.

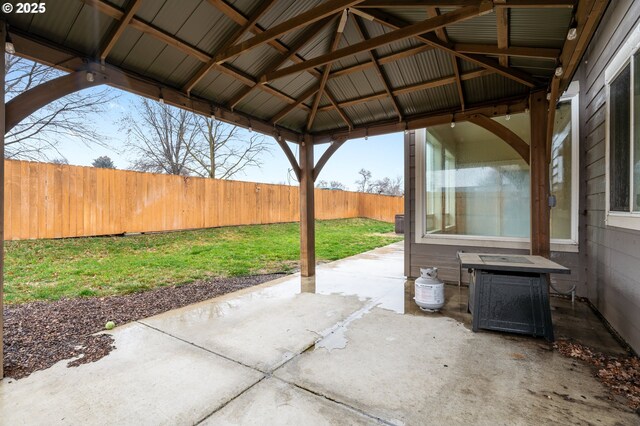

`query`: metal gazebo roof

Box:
[3,0,606,143]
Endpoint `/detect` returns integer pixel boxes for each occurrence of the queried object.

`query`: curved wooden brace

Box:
[313,138,346,181]
[5,70,108,133]
[467,114,530,164]
[273,136,301,181]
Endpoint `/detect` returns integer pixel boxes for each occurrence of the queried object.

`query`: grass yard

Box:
[4,218,402,304]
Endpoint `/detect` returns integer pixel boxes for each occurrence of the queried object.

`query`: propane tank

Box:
[414,267,445,312]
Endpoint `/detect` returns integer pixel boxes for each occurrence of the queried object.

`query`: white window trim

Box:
[604,20,640,231]
[415,89,580,253]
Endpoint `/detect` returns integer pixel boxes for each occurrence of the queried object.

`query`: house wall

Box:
[577,0,640,353]
[404,132,582,293]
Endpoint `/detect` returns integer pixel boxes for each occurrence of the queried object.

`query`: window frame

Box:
[414,88,580,252]
[604,21,640,230]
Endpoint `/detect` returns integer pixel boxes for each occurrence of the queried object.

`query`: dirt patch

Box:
[3,273,286,379]
[554,339,640,410]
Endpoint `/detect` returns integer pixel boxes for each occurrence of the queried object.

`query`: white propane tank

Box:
[414,267,445,312]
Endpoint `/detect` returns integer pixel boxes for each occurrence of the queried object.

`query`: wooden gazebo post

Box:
[529,89,551,258]
[299,137,315,277]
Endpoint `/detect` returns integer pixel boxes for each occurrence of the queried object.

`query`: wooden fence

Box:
[3,160,404,241]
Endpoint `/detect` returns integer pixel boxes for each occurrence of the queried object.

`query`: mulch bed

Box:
[554,339,640,411]
[3,274,286,380]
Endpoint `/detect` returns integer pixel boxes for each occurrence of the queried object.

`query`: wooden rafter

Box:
[352,14,403,121]
[329,45,433,78]
[425,6,464,110]
[455,44,560,59]
[496,5,509,67]
[184,0,278,93]
[318,69,492,112]
[313,95,529,143]
[214,0,364,64]
[271,84,320,124]
[362,8,538,88]
[307,17,345,131]
[263,3,494,83]
[228,18,332,110]
[99,0,141,61]
[83,0,314,115]
[358,0,576,8]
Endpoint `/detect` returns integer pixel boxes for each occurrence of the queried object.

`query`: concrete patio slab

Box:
[275,307,638,425]
[141,291,366,372]
[0,322,263,425]
[1,242,637,425]
[200,377,377,425]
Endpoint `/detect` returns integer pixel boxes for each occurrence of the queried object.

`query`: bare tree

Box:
[51,158,69,165]
[369,176,404,196]
[122,99,198,175]
[316,180,347,190]
[92,155,116,169]
[187,117,270,179]
[4,55,116,160]
[355,168,372,192]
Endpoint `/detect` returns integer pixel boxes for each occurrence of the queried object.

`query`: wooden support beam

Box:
[274,137,301,181]
[215,0,363,64]
[496,5,509,67]
[425,6,449,42]
[352,15,403,121]
[99,0,141,61]
[325,91,354,129]
[452,57,465,110]
[307,17,345,131]
[228,18,331,110]
[546,75,561,163]
[5,70,108,133]
[299,140,316,277]
[467,114,529,164]
[318,69,492,112]
[312,95,529,143]
[1,21,5,379]
[455,44,561,60]
[529,90,550,258]
[263,3,494,82]
[362,8,539,88]
[314,139,346,180]
[183,0,278,93]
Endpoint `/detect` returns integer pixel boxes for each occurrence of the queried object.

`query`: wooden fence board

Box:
[3,160,404,240]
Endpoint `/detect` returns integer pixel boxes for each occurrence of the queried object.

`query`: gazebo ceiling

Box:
[3,0,607,143]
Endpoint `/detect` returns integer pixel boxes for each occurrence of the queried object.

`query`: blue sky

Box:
[54,88,404,191]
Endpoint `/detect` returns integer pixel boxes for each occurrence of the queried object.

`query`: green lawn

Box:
[4,218,402,304]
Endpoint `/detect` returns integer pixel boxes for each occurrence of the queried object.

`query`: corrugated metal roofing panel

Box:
[510,8,572,48]
[510,57,557,78]
[462,73,529,105]
[228,44,280,77]
[376,7,427,24]
[177,2,237,55]
[196,71,246,104]
[237,90,289,120]
[118,33,167,76]
[446,10,497,44]
[279,108,309,132]
[383,48,453,90]
[148,0,201,35]
[107,26,143,66]
[143,46,192,87]
[64,5,115,54]
[312,109,347,132]
[135,0,166,23]
[326,68,383,103]
[26,0,84,45]
[345,97,397,126]
[398,84,460,116]
[268,71,317,100]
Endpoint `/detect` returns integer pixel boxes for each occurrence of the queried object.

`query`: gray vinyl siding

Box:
[578,0,640,353]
